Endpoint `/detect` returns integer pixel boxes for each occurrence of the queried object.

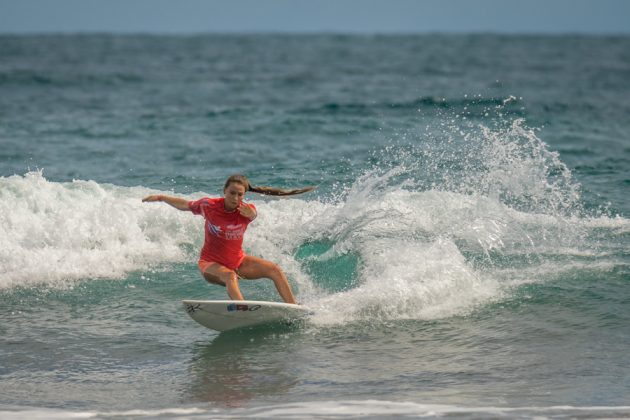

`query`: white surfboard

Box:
[182,300,310,332]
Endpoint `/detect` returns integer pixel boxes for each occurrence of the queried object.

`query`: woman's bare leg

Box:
[200,262,244,300]
[237,255,297,304]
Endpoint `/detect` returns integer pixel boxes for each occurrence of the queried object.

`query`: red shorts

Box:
[197,257,245,274]
[197,259,217,274]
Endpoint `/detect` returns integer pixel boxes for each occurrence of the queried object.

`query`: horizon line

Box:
[2,29,629,37]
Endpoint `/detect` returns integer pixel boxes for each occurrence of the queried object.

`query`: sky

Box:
[0,0,629,34]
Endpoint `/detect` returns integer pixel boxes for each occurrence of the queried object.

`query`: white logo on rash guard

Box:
[225,224,245,240]
[207,222,244,240]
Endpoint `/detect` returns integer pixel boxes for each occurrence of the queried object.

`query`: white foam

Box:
[0,405,208,419]
[0,171,200,289]
[280,188,509,324]
[311,238,502,324]
[3,401,630,419]
[223,401,630,419]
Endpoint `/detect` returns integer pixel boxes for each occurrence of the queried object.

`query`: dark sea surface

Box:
[1,34,629,419]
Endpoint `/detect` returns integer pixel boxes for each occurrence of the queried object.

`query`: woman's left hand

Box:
[238,203,257,220]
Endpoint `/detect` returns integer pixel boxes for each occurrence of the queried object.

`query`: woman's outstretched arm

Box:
[142,194,191,211]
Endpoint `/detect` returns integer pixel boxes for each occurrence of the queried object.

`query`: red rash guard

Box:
[188,197,256,270]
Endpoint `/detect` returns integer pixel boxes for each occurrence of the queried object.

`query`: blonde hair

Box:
[224,174,315,196]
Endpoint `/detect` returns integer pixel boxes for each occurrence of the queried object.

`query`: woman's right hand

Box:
[142,195,162,202]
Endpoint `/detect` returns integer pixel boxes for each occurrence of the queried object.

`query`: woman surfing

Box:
[142,174,313,304]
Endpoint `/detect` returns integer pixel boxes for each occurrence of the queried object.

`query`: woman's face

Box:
[223,182,246,211]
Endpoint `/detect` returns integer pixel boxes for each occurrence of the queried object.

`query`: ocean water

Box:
[1,34,629,419]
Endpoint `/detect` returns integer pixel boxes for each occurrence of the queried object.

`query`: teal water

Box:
[1,34,629,419]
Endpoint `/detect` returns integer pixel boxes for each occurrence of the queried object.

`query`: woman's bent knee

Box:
[223,272,239,286]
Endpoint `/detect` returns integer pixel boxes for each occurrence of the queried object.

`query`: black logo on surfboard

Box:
[185,303,201,314]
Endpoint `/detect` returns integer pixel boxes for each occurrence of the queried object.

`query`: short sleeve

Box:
[244,202,256,222]
[188,198,206,215]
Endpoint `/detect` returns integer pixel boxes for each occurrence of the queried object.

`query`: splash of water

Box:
[282,117,625,324]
